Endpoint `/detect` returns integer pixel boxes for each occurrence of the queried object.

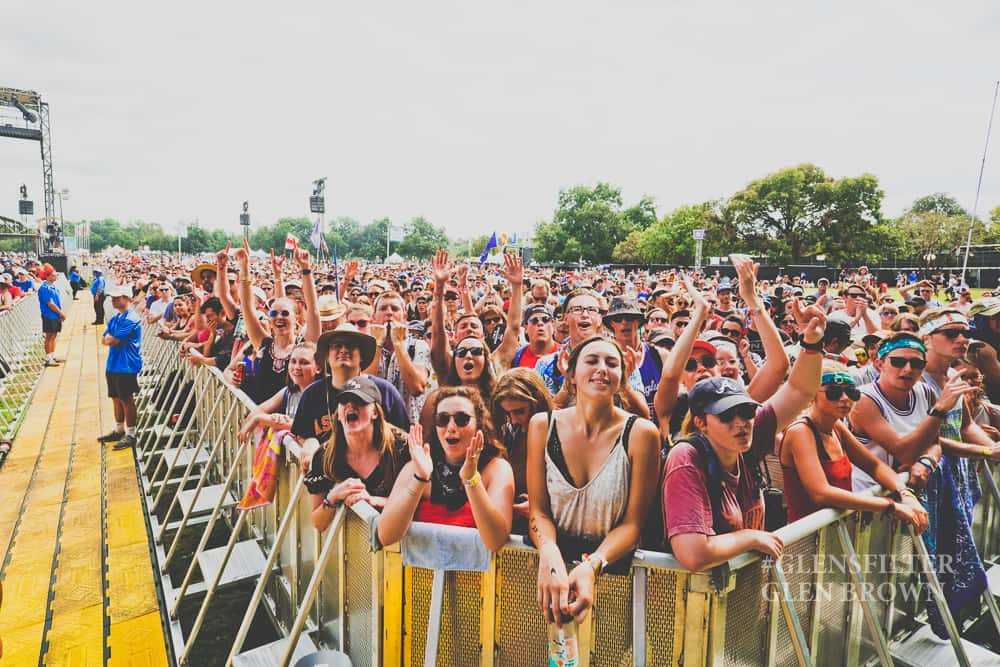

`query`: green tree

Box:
[910,193,967,217]
[89,218,131,252]
[611,231,643,263]
[248,217,315,254]
[535,183,656,263]
[397,216,449,259]
[633,202,731,265]
[891,211,989,267]
[353,218,392,260]
[724,164,883,264]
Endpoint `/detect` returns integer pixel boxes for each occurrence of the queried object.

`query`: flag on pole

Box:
[284,233,298,251]
[479,232,498,264]
[310,218,323,251]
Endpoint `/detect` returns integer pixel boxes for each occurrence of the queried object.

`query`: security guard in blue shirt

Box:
[38,270,66,366]
[91,269,107,324]
[99,284,143,450]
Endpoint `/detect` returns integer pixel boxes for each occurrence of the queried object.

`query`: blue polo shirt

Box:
[14,279,34,293]
[104,308,142,374]
[38,282,62,319]
[91,275,106,296]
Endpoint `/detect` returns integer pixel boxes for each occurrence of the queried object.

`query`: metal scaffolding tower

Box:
[0,87,60,255]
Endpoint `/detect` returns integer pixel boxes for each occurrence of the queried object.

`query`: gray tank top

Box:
[545,413,635,544]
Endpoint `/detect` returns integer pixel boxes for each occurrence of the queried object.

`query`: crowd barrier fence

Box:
[0,293,47,443]
[133,322,1000,667]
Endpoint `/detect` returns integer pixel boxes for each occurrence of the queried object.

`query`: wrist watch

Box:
[927,406,949,419]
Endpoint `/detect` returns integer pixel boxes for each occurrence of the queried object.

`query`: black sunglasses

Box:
[845,292,866,299]
[934,328,968,340]
[716,404,757,423]
[455,346,486,359]
[528,316,552,325]
[721,328,742,337]
[824,385,862,401]
[349,319,369,328]
[482,317,502,325]
[435,411,473,428]
[887,356,927,370]
[608,315,640,324]
[685,355,718,372]
[444,293,460,301]
[269,309,291,318]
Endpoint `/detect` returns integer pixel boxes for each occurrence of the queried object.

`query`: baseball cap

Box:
[523,303,554,324]
[602,297,643,325]
[688,377,760,417]
[970,299,1000,318]
[338,375,382,405]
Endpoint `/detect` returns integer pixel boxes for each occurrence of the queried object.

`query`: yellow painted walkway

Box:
[0,301,168,666]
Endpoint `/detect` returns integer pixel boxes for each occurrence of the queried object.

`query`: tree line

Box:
[47,163,1000,267]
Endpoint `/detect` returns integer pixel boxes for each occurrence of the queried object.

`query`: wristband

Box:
[581,552,608,576]
[242,279,252,286]
[983,446,993,459]
[799,339,823,352]
[462,472,481,488]
[302,269,312,275]
[916,455,938,473]
[322,496,340,510]
[927,406,949,420]
[413,472,431,484]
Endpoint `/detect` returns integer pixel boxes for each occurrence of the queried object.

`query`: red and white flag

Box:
[284,233,299,251]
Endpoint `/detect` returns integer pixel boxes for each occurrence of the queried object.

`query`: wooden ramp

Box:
[0,301,169,666]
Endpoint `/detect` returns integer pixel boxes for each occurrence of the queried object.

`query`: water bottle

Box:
[547,615,579,667]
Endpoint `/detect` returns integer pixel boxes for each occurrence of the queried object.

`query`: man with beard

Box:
[371,290,431,424]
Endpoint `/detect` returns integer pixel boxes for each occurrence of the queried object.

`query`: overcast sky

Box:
[2,2,999,244]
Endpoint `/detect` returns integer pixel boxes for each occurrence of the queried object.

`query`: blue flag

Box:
[479,232,498,264]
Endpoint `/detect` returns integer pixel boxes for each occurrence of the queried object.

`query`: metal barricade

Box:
[0,294,47,442]
[134,328,1000,667]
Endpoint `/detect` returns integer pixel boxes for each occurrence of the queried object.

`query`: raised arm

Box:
[270,250,286,300]
[732,255,788,402]
[429,250,453,380]
[234,239,268,350]
[456,263,474,314]
[377,425,434,547]
[494,253,524,370]
[295,247,321,343]
[214,242,238,320]
[338,260,358,303]
[768,300,825,431]
[653,277,708,439]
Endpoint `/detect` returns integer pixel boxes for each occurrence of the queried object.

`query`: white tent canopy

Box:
[384,252,404,265]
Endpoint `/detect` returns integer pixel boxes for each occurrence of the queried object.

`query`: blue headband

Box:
[821,372,855,386]
[877,336,926,359]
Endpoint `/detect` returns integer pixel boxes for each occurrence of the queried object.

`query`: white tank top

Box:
[850,381,935,491]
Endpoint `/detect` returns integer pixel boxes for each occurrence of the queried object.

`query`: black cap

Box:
[688,377,760,417]
[338,375,382,405]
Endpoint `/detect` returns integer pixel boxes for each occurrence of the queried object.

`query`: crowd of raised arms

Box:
[13,244,1000,627]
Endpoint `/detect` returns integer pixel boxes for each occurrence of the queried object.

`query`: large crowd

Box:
[11,243,1000,631]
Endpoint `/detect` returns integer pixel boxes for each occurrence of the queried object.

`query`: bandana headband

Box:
[877,336,926,359]
[821,372,855,386]
[918,312,969,337]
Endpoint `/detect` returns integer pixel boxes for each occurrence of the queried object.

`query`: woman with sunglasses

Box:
[878,305,899,329]
[419,334,497,430]
[306,376,409,530]
[377,387,514,551]
[778,366,928,528]
[233,239,320,403]
[527,336,659,625]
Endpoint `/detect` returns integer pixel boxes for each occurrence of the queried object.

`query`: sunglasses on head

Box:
[435,411,473,428]
[887,356,927,370]
[824,385,861,401]
[269,309,291,318]
[528,316,551,325]
[685,355,718,372]
[455,346,485,358]
[715,404,757,423]
[349,319,369,328]
[934,327,968,340]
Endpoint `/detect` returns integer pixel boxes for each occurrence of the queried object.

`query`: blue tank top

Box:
[636,344,661,424]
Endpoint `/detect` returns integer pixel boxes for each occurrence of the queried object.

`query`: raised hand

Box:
[455,263,469,288]
[407,424,433,480]
[270,249,284,275]
[499,253,524,286]
[731,254,759,306]
[461,430,484,482]
[234,237,250,267]
[682,275,708,314]
[431,249,451,288]
[936,375,976,413]
[624,345,640,378]
[389,321,408,345]
[344,259,359,280]
[295,246,312,271]
[216,241,231,270]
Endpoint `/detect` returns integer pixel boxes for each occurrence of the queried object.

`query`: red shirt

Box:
[662,403,777,542]
[414,498,476,528]
[8,285,22,299]
[516,342,558,369]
